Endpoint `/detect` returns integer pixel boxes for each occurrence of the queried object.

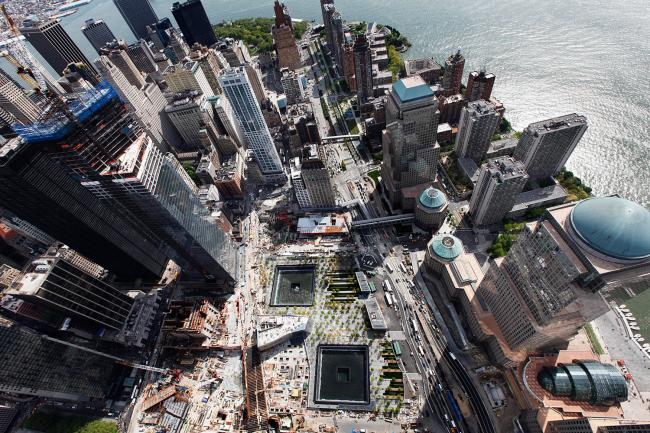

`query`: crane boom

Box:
[41,334,170,374]
[0,4,62,94]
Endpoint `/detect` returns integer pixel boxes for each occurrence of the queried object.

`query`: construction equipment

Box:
[41,333,171,374]
[0,4,62,93]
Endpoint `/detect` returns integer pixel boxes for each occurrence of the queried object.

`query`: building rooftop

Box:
[428,234,463,262]
[392,76,434,103]
[418,186,447,210]
[526,113,587,135]
[364,298,387,330]
[569,196,650,262]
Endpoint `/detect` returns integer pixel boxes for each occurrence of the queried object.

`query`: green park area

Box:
[214,18,309,54]
[488,221,524,258]
[23,412,117,433]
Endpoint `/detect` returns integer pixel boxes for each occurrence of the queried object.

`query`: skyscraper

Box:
[477,196,650,358]
[2,86,172,281]
[100,40,145,88]
[94,55,169,150]
[219,67,285,183]
[7,246,134,331]
[320,0,344,69]
[81,133,237,283]
[0,137,168,280]
[20,18,99,83]
[301,146,336,208]
[113,0,159,40]
[171,0,217,47]
[514,114,588,181]
[469,157,528,226]
[353,34,373,103]
[0,319,116,401]
[272,1,301,70]
[0,73,40,125]
[465,70,495,102]
[81,19,116,55]
[441,50,465,96]
[125,40,157,74]
[164,93,222,151]
[455,99,500,164]
[381,76,440,208]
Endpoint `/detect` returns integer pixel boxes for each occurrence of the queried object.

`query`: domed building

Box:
[415,186,448,230]
[568,196,650,264]
[425,234,463,275]
[537,360,628,406]
[475,196,650,366]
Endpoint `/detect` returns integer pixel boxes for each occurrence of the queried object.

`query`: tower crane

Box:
[0,4,62,94]
[41,333,173,375]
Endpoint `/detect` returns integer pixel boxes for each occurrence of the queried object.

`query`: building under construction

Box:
[0,86,169,281]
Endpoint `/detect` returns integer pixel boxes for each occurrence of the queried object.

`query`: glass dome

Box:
[418,187,447,210]
[428,234,463,262]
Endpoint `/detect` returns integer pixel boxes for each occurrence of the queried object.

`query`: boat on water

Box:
[51,8,78,19]
[58,0,92,12]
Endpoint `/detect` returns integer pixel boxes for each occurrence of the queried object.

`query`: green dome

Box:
[419,187,447,210]
[428,234,463,262]
[569,197,650,261]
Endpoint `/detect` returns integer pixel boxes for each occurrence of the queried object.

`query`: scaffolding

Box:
[13,81,118,143]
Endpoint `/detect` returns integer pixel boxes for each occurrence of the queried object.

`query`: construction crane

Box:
[0,4,62,93]
[41,333,172,374]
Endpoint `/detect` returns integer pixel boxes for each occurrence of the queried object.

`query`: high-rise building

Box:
[0,73,40,125]
[546,417,650,433]
[244,63,265,103]
[321,1,344,69]
[280,68,306,105]
[113,0,159,40]
[353,34,373,103]
[212,94,246,150]
[20,18,99,83]
[126,40,157,75]
[456,99,500,164]
[272,1,301,70]
[477,196,650,359]
[405,58,443,85]
[469,157,528,226]
[164,93,222,151]
[441,50,465,96]
[341,42,356,92]
[301,145,335,208]
[381,76,440,208]
[414,186,448,231]
[189,44,223,96]
[165,29,191,64]
[212,152,244,199]
[100,40,145,89]
[83,134,237,282]
[0,138,168,280]
[219,67,285,182]
[163,60,214,96]
[290,158,311,208]
[0,319,116,402]
[94,55,171,150]
[171,0,217,47]
[81,19,116,54]
[7,246,134,331]
[514,114,588,181]
[147,18,173,51]
[465,70,495,102]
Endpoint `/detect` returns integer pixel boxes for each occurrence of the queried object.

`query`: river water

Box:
[53,0,650,206]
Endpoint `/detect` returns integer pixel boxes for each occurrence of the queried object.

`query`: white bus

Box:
[385,262,394,273]
[417,345,425,357]
[384,292,394,307]
[411,317,419,333]
[383,279,393,293]
[399,262,407,274]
